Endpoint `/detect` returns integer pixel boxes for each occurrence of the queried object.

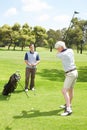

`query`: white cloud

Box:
[22,0,52,12]
[54,15,70,22]
[4,8,18,17]
[53,15,71,28]
[38,14,50,21]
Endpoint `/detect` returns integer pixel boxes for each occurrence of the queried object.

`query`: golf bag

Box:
[2,72,21,96]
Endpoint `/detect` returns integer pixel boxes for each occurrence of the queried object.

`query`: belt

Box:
[65,68,76,73]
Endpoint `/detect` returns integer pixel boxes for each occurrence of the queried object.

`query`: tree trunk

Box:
[80,42,83,54]
[8,44,11,50]
[50,46,52,52]
[13,45,16,50]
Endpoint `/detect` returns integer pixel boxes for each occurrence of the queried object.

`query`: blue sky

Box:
[0,0,87,30]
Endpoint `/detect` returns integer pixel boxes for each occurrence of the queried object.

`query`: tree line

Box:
[0,17,87,53]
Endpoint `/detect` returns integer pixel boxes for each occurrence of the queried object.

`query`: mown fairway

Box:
[0,47,87,130]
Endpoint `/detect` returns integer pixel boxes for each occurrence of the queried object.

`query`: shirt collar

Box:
[30,51,34,54]
[61,48,67,52]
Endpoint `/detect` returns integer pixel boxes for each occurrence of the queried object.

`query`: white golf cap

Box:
[55,41,66,49]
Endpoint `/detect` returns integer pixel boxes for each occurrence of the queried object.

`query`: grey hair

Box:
[55,41,66,49]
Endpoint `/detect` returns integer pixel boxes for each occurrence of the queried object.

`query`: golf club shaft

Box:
[18,82,29,98]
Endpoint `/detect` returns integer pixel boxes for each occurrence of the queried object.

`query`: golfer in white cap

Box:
[55,41,78,116]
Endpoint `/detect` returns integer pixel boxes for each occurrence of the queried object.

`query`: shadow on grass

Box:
[5,126,12,130]
[37,69,64,81]
[77,66,87,82]
[0,93,11,101]
[0,89,29,101]
[13,109,63,119]
[37,66,87,82]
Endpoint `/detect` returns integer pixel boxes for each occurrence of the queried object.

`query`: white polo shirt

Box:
[57,49,76,72]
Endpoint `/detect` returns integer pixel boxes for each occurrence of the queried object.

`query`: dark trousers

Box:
[25,67,36,90]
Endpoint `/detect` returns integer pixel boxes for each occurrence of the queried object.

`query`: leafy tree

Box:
[47,29,62,51]
[64,17,87,54]
[0,27,4,47]
[19,23,32,50]
[12,23,21,50]
[0,19,87,53]
[1,24,13,50]
[33,26,48,50]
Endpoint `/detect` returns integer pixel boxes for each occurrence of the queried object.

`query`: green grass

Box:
[0,47,87,130]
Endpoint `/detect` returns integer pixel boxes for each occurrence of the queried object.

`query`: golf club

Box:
[18,82,29,98]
